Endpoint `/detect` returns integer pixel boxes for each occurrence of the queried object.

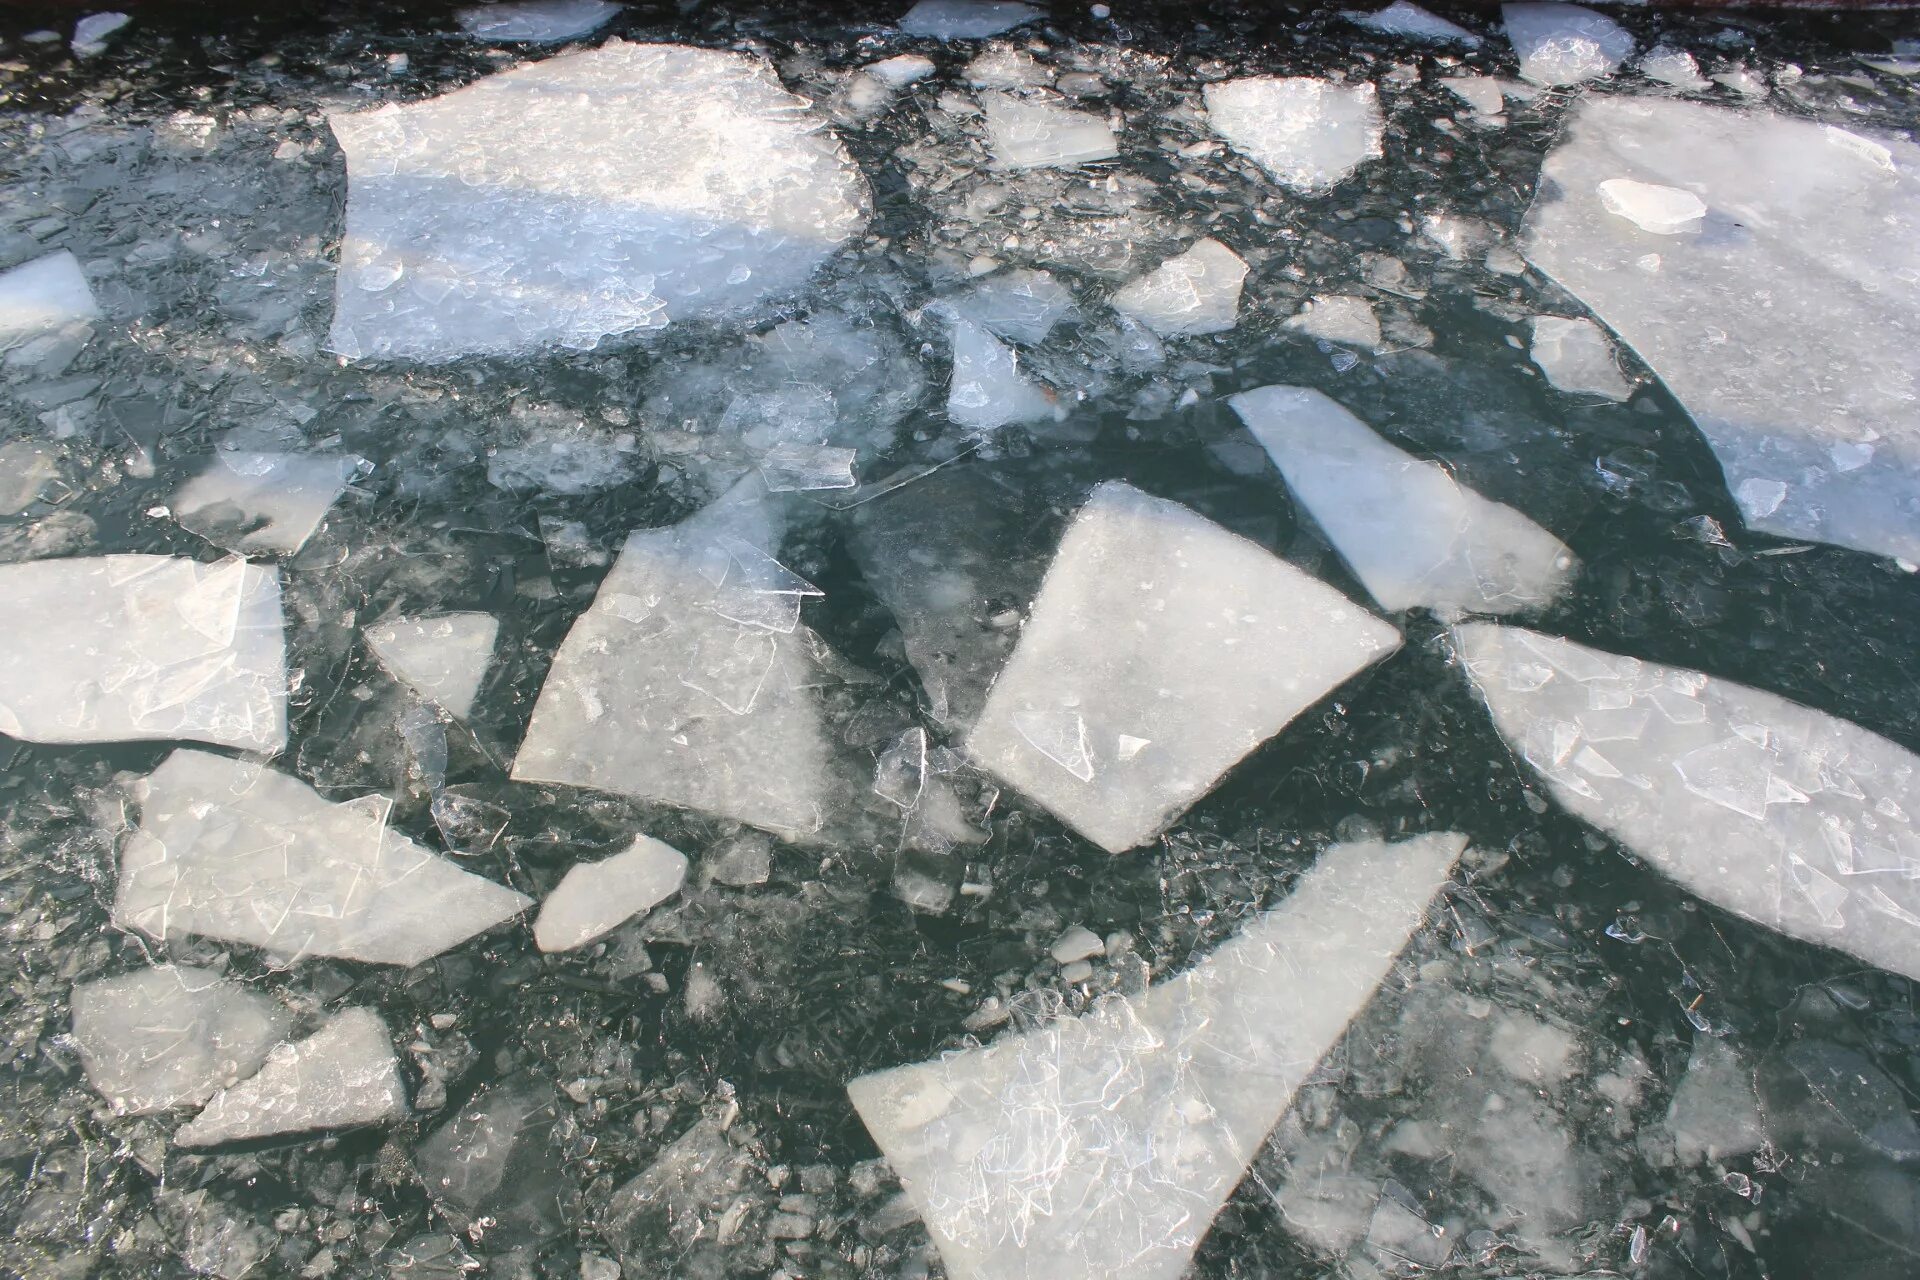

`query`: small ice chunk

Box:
[866,54,937,87]
[966,47,1051,89]
[955,268,1075,346]
[874,727,929,809]
[1204,77,1384,193]
[1503,3,1633,87]
[1667,1037,1768,1164]
[1346,2,1481,46]
[1597,178,1707,235]
[116,750,532,966]
[1109,238,1247,338]
[455,1,620,42]
[1445,75,1506,118]
[365,613,500,720]
[1284,295,1381,350]
[71,966,289,1115]
[1529,316,1632,401]
[173,452,363,556]
[1048,925,1103,964]
[534,834,689,952]
[72,11,132,57]
[967,483,1401,852]
[980,92,1118,170]
[898,0,1040,39]
[948,318,1056,431]
[1639,45,1710,92]
[0,252,101,345]
[175,1008,406,1147]
[1231,386,1576,615]
[0,555,286,750]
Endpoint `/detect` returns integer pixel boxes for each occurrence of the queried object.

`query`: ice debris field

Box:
[2,2,1920,1278]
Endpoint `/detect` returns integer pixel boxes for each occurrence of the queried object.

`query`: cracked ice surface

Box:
[0,555,286,750]
[326,42,867,361]
[70,966,289,1115]
[1203,77,1383,194]
[172,451,363,556]
[1109,238,1246,338]
[1231,386,1576,615]
[980,92,1118,171]
[116,750,532,966]
[1524,96,1920,561]
[365,612,499,721]
[175,1007,406,1147]
[1456,623,1920,982]
[967,482,1401,852]
[847,832,1463,1280]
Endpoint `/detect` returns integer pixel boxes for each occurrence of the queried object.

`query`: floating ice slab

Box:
[1283,294,1380,350]
[534,834,688,952]
[72,12,131,57]
[955,269,1074,346]
[513,487,837,839]
[365,613,499,720]
[1502,4,1632,87]
[848,832,1463,1280]
[173,452,363,556]
[175,1008,406,1147]
[898,0,1040,38]
[1523,97,1920,560]
[1446,75,1507,119]
[1231,387,1576,616]
[1639,46,1709,92]
[116,750,532,966]
[327,42,867,361]
[980,92,1118,170]
[948,318,1056,432]
[0,251,100,345]
[1666,1037,1768,1165]
[1456,624,1920,983]
[967,482,1401,852]
[1345,2,1480,46]
[1203,77,1383,193]
[1109,238,1247,338]
[0,555,286,750]
[1528,316,1632,401]
[455,0,620,42]
[71,966,289,1115]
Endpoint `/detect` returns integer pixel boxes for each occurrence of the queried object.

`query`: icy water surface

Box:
[4,2,1920,1278]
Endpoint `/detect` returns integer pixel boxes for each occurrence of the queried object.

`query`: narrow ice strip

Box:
[980,92,1117,170]
[967,482,1401,852]
[1455,623,1920,983]
[848,832,1464,1280]
[0,555,286,750]
[898,0,1040,39]
[534,834,688,952]
[1523,97,1920,561]
[1231,387,1575,616]
[947,317,1056,431]
[1502,3,1633,87]
[1203,77,1383,193]
[1345,2,1480,46]
[1109,238,1247,337]
[173,452,364,556]
[71,966,289,1115]
[455,0,620,42]
[365,612,500,720]
[175,1008,406,1147]
[0,251,100,344]
[1528,316,1632,401]
[115,750,532,966]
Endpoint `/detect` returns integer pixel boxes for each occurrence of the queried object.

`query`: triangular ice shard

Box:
[70,965,290,1115]
[967,482,1401,852]
[175,1007,406,1147]
[1523,97,1920,561]
[1230,386,1576,615]
[1455,623,1920,982]
[173,452,363,556]
[116,750,532,966]
[365,612,500,721]
[847,832,1464,1280]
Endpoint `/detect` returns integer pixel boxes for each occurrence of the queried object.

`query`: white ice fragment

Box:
[173,452,363,556]
[1529,316,1632,401]
[327,43,867,361]
[455,0,620,43]
[848,832,1464,1280]
[0,555,286,750]
[0,251,101,345]
[1346,2,1481,46]
[71,966,289,1115]
[948,317,1056,431]
[1204,77,1384,193]
[866,54,937,87]
[1232,386,1576,616]
[966,47,1051,89]
[967,482,1401,852]
[898,0,1040,39]
[1503,3,1633,87]
[365,613,500,721]
[534,834,688,952]
[979,92,1118,170]
[1283,294,1381,350]
[1666,1037,1768,1164]
[1445,75,1507,117]
[72,11,131,57]
[175,1008,406,1147]
[1523,97,1920,560]
[1048,925,1103,965]
[1639,45,1710,92]
[1596,178,1707,235]
[116,750,532,966]
[955,268,1075,346]
[1108,238,1247,338]
[1456,624,1920,982]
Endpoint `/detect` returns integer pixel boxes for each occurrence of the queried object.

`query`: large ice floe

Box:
[1524,96,1920,561]
[70,966,289,1115]
[0,555,286,750]
[1229,386,1577,615]
[175,1007,406,1147]
[116,750,532,966]
[966,482,1401,852]
[1202,77,1383,193]
[326,42,867,361]
[1456,624,1920,982]
[848,832,1464,1280]
[1345,1,1480,46]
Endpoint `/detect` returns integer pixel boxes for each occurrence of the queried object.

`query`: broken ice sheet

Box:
[364,612,499,721]
[1528,315,1632,402]
[327,42,868,361]
[533,833,688,952]
[0,554,286,750]
[454,0,620,43]
[757,441,858,492]
[967,482,1401,853]
[1230,386,1576,615]
[1664,1036,1768,1165]
[947,317,1057,432]
[1455,624,1920,982]
[1523,97,1920,561]
[1502,3,1633,87]
[70,966,289,1115]
[898,0,1040,39]
[172,452,364,556]
[0,251,100,345]
[116,750,532,966]
[848,832,1464,1280]
[979,91,1118,170]
[416,1079,573,1235]
[1108,238,1247,338]
[175,1007,406,1147]
[1203,77,1383,193]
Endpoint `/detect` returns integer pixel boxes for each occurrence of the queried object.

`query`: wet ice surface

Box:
[5,5,1920,1280]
